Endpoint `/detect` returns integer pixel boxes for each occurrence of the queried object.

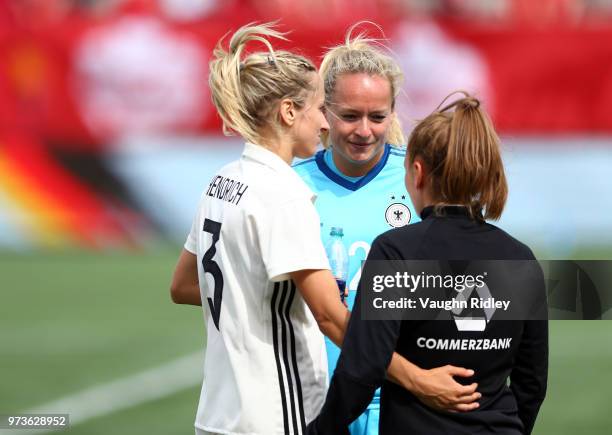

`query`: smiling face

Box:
[326,73,394,177]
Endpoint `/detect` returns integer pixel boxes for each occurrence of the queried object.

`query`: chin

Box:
[349,143,383,158]
[350,150,377,164]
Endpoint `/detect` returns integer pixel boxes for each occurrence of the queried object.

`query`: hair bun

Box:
[461,97,480,109]
[436,91,480,113]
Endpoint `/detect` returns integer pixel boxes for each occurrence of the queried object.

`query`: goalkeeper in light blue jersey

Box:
[294,23,481,435]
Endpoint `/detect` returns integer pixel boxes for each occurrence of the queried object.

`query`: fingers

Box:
[444,393,481,413]
[455,391,481,404]
[457,382,478,396]
[447,389,481,413]
[422,396,480,414]
[446,366,475,378]
[452,401,480,412]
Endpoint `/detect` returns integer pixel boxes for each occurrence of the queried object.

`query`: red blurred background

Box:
[1,0,611,250]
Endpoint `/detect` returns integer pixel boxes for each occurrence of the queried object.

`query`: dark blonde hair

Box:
[319,21,404,147]
[209,23,317,144]
[407,91,508,220]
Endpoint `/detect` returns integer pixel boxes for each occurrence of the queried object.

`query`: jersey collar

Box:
[420,205,472,220]
[315,144,391,191]
[242,142,317,202]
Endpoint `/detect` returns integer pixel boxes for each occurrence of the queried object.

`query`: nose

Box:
[355,117,372,138]
[320,115,330,133]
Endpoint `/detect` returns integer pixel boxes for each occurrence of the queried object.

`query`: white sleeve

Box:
[184,202,200,255]
[256,198,330,282]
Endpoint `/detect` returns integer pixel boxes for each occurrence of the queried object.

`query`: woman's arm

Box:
[170,249,202,305]
[388,356,480,412]
[293,268,480,413]
[173,249,480,412]
[291,269,350,347]
[301,262,482,433]
[307,270,399,434]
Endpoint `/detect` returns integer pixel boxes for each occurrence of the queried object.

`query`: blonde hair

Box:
[407,91,508,221]
[319,22,405,147]
[209,23,317,144]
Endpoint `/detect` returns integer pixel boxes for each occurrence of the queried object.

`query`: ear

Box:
[413,159,426,190]
[278,98,296,127]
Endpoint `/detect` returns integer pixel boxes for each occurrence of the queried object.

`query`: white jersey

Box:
[185,143,330,435]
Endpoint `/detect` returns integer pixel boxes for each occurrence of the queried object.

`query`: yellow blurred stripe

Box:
[0,149,77,248]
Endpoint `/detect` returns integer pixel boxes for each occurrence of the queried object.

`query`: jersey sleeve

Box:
[256,197,330,282]
[509,256,548,434]
[184,201,200,254]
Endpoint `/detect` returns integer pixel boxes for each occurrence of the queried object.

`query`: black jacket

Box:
[308,206,548,435]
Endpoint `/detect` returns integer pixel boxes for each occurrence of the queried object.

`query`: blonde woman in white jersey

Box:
[171,23,423,435]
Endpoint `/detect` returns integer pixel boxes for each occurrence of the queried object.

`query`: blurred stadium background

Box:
[1,0,611,434]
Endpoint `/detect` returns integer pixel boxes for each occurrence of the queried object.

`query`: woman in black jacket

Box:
[308,92,548,435]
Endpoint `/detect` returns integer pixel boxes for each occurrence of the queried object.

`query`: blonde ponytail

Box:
[209,23,317,144]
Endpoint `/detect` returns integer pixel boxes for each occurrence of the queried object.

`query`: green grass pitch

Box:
[1,248,611,434]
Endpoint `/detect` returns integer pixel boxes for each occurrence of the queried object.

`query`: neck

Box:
[413,189,436,215]
[257,133,293,165]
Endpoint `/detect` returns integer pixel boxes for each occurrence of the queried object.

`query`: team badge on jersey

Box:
[385,196,411,228]
[451,282,496,332]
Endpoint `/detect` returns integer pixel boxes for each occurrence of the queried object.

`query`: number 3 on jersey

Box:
[202,219,223,330]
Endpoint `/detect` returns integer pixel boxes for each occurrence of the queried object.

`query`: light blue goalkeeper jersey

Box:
[293,144,419,408]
